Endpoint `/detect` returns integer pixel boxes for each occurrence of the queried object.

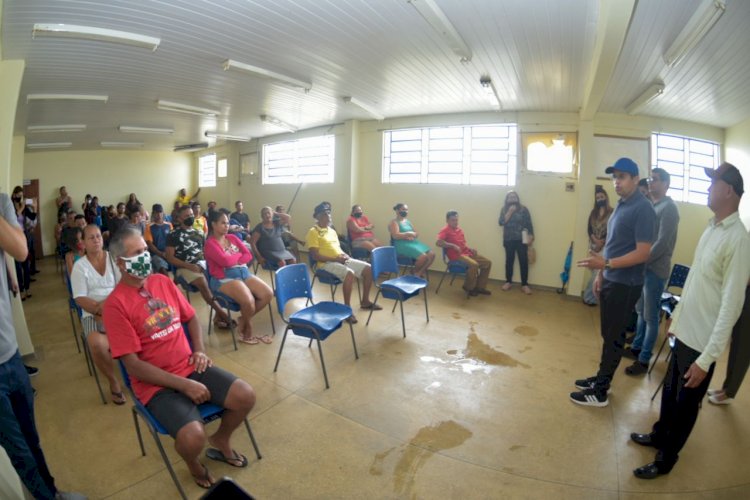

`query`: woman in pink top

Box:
[346,204,383,252]
[205,211,274,345]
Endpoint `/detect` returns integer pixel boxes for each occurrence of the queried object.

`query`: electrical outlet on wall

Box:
[565,182,575,192]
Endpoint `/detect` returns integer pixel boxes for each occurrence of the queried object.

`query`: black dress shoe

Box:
[622,348,641,361]
[633,462,670,479]
[630,432,658,448]
[625,361,648,376]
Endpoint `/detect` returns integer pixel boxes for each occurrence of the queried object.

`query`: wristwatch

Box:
[604,259,612,270]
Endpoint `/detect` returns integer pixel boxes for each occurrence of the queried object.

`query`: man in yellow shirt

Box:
[176,187,201,207]
[306,202,381,323]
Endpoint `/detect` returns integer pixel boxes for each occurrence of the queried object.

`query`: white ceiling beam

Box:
[579,0,637,120]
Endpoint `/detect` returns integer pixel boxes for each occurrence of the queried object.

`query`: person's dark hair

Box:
[191,201,201,209]
[638,178,649,188]
[12,186,23,196]
[64,227,84,250]
[651,167,670,187]
[351,204,362,215]
[116,202,125,210]
[503,191,521,207]
[589,186,613,226]
[152,203,164,213]
[446,210,459,220]
[126,204,142,218]
[393,202,406,211]
[207,209,226,234]
[74,214,86,222]
[219,208,231,216]
[109,226,142,260]
[92,196,99,203]
[235,200,243,207]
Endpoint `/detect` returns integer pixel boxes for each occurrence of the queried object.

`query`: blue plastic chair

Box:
[307,252,362,303]
[390,238,417,275]
[365,247,429,338]
[65,268,106,404]
[435,247,469,294]
[174,271,200,303]
[344,233,371,261]
[649,263,691,376]
[273,263,358,389]
[260,259,281,291]
[118,324,262,500]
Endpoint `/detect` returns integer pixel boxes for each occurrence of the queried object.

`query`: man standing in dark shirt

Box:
[571,157,656,407]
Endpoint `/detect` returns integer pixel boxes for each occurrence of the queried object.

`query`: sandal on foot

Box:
[206,447,249,468]
[360,302,383,310]
[111,391,127,405]
[192,463,215,489]
[345,315,358,324]
[259,335,273,344]
[213,320,230,329]
[501,282,512,291]
[239,336,260,345]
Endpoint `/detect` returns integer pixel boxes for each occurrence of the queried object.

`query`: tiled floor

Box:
[20,258,750,499]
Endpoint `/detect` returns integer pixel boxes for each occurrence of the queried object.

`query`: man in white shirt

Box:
[630,162,750,479]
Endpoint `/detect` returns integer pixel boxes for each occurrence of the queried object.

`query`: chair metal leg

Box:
[83,336,107,404]
[315,337,330,389]
[398,300,406,338]
[436,271,447,294]
[648,330,670,376]
[268,306,276,336]
[151,427,188,500]
[226,309,238,351]
[81,333,93,376]
[423,289,429,323]
[207,307,214,337]
[273,328,291,372]
[391,300,398,313]
[365,290,382,325]
[651,372,666,402]
[243,419,262,460]
[68,308,81,353]
[131,407,146,456]
[348,321,359,359]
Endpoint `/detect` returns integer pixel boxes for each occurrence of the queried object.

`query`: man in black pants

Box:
[571,157,656,407]
[630,162,750,478]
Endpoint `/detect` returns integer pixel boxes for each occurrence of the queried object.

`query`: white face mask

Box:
[120,250,152,279]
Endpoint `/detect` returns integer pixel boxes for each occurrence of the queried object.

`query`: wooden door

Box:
[22,179,44,259]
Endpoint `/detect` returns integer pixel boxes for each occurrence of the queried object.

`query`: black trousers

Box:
[652,338,714,467]
[722,286,750,398]
[503,239,528,285]
[593,278,642,394]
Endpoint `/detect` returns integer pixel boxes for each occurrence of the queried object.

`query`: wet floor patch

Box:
[391,421,473,498]
[513,325,538,337]
[451,312,462,319]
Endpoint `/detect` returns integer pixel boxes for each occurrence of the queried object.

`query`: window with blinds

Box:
[262,135,335,184]
[651,133,720,205]
[198,153,216,187]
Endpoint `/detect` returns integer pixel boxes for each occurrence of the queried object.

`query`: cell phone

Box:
[25,199,33,206]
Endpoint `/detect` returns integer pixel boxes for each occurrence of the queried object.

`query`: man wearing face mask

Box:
[165,206,232,329]
[104,227,256,489]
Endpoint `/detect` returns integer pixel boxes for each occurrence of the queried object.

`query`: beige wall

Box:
[24,149,193,255]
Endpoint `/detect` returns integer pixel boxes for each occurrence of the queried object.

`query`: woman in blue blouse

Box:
[498,191,534,294]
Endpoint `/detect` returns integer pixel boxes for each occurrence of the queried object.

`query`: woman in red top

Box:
[346,204,383,252]
[204,211,274,345]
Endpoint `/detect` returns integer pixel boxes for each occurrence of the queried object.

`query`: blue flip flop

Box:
[206,448,248,468]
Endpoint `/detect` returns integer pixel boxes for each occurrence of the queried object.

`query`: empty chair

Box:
[648,263,690,375]
[273,263,358,389]
[366,246,429,338]
[435,247,469,294]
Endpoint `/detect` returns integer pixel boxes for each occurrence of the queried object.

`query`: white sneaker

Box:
[708,393,733,405]
[707,388,724,397]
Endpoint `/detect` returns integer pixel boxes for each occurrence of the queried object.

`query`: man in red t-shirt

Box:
[103,226,256,489]
[436,210,493,296]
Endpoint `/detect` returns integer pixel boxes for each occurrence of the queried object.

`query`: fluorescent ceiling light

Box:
[664,0,725,67]
[407,0,472,62]
[479,76,501,110]
[174,143,209,153]
[118,125,174,135]
[205,131,251,142]
[26,142,72,150]
[27,124,86,133]
[32,23,160,51]
[223,59,312,92]
[157,100,220,117]
[625,82,665,115]
[26,93,108,103]
[343,96,385,121]
[101,141,144,148]
[260,115,298,133]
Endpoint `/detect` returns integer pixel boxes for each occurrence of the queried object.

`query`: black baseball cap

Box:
[705,162,744,197]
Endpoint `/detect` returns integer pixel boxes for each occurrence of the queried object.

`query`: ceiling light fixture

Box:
[407,0,472,62]
[26,142,72,150]
[101,141,144,148]
[223,59,312,92]
[27,124,86,133]
[343,96,385,121]
[205,131,251,142]
[260,115,298,133]
[479,75,501,110]
[26,93,108,103]
[664,0,725,67]
[625,82,665,115]
[32,23,160,51]
[157,100,220,117]
[174,143,209,153]
[118,125,174,135]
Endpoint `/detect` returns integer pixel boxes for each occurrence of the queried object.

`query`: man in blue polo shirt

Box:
[571,157,656,407]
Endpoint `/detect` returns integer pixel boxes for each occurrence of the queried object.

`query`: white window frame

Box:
[198,153,216,187]
[382,123,518,186]
[217,157,228,178]
[262,135,335,185]
[650,133,720,205]
[522,132,577,175]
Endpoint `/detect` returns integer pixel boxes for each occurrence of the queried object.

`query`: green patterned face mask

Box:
[121,250,152,279]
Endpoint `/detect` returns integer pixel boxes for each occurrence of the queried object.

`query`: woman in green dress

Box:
[388,202,435,279]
